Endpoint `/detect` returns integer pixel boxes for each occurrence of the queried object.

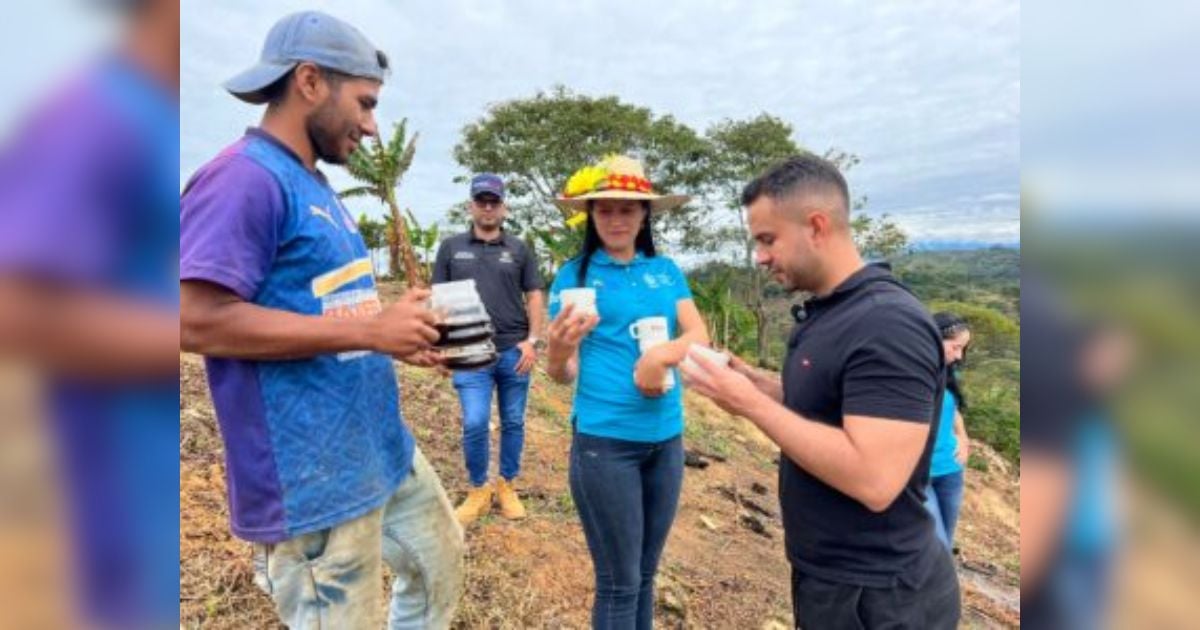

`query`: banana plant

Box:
[340,119,426,287]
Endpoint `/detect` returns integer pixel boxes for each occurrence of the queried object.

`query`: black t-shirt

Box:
[779,264,946,588]
[432,230,544,351]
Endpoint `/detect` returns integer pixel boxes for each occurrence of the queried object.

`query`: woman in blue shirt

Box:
[926,312,973,550]
[546,155,709,630]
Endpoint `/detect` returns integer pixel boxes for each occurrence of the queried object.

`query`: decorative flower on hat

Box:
[566,212,588,228]
[563,163,611,198]
[554,153,690,214]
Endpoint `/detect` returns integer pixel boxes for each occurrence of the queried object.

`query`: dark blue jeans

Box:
[924,470,965,550]
[451,346,530,487]
[569,431,684,630]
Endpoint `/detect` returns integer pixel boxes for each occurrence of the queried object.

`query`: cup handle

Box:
[629,323,640,339]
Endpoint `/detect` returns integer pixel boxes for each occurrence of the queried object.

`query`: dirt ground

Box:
[179,286,1020,629]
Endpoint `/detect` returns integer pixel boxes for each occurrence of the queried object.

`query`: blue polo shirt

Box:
[549,250,692,443]
[929,389,963,477]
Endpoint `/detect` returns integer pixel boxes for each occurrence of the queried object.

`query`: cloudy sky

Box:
[181,0,1019,246]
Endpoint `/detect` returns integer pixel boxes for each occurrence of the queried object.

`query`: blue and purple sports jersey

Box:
[0,55,180,625]
[180,128,414,543]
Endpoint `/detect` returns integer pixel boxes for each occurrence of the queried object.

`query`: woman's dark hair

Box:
[933,312,970,409]
[576,200,656,287]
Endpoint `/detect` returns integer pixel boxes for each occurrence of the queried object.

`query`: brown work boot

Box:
[495,477,527,520]
[454,482,494,525]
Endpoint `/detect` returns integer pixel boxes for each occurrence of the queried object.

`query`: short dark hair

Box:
[262,65,352,106]
[740,153,850,214]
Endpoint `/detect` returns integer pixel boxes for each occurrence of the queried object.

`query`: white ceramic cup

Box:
[559,287,598,317]
[430,279,480,310]
[681,343,731,373]
[430,279,489,324]
[629,316,675,390]
[431,279,476,300]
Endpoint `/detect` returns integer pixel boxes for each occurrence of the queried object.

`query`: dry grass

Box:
[180,284,1020,629]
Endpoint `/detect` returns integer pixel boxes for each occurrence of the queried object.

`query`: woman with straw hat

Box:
[545,155,710,629]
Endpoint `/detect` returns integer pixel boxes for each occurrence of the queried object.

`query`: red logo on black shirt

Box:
[801,357,812,369]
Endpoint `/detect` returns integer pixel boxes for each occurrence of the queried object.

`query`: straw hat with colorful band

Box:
[553,155,690,219]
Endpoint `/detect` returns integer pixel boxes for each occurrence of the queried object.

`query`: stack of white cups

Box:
[430,279,497,370]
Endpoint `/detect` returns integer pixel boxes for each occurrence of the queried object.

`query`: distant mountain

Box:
[910,239,1020,252]
[894,247,1020,278]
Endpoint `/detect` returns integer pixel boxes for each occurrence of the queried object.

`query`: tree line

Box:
[350,86,909,368]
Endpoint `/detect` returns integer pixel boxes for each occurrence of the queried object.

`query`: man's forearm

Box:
[745,399,892,510]
[750,370,784,402]
[1020,454,1073,588]
[526,291,546,340]
[0,280,179,380]
[656,328,711,366]
[182,299,376,361]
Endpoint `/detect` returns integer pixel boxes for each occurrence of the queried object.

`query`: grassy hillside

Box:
[894,247,1020,319]
[179,279,1021,629]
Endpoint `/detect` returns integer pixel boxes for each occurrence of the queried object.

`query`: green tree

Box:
[452,86,711,250]
[394,208,440,282]
[357,213,387,276]
[852,214,910,260]
[926,300,1020,361]
[357,213,386,251]
[688,264,756,353]
[341,119,426,286]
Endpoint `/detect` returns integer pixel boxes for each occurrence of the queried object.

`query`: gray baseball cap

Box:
[224,11,390,104]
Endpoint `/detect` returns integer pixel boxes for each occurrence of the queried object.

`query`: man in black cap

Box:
[432,174,545,525]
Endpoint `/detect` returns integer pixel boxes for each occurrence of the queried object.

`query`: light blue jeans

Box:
[252,448,465,629]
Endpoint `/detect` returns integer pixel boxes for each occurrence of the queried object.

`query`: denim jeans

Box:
[252,448,466,629]
[924,470,965,550]
[569,431,684,630]
[452,346,531,487]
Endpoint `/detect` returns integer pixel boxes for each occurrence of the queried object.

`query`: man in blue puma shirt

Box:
[180,11,464,628]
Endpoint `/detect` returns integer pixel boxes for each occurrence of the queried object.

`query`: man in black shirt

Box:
[432,174,545,525]
[681,154,959,628]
